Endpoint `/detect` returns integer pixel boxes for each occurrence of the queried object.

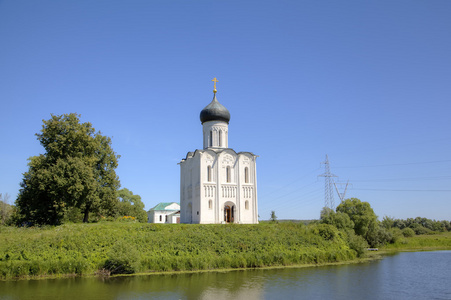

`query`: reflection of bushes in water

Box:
[0,222,365,279]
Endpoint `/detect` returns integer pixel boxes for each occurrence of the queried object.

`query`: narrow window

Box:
[159,215,162,222]
[209,200,212,209]
[207,165,212,182]
[245,167,249,183]
[210,131,213,147]
[219,130,222,147]
[245,200,249,210]
[165,215,168,222]
[226,166,231,183]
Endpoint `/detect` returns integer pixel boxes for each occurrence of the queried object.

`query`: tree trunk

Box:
[83,206,90,223]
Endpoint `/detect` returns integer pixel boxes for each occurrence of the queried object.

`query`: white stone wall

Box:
[168,213,180,224]
[180,152,201,224]
[202,120,228,149]
[147,210,171,223]
[180,149,258,224]
[147,203,181,224]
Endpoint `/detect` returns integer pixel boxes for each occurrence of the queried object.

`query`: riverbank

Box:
[1,223,450,281]
[0,222,357,280]
[379,231,451,253]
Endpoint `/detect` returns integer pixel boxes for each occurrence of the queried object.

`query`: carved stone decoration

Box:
[204,153,214,164]
[222,154,234,165]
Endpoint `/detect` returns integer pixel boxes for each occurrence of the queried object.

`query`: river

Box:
[0,251,450,300]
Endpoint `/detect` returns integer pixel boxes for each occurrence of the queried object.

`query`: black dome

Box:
[200,95,230,124]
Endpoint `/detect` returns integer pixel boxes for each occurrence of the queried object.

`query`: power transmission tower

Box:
[318,155,337,212]
[333,180,350,203]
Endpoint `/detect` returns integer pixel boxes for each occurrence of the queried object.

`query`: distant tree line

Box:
[320,198,450,250]
[2,113,148,226]
[381,216,451,234]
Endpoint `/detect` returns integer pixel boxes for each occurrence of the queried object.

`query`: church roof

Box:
[180,148,257,162]
[200,94,231,124]
[149,202,180,211]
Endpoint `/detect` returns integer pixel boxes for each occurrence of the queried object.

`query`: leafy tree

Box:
[0,193,13,225]
[336,198,391,247]
[320,209,354,231]
[116,188,147,223]
[409,223,432,235]
[402,227,415,237]
[16,113,120,225]
[381,216,395,230]
[320,206,334,219]
[270,211,277,223]
[336,198,378,238]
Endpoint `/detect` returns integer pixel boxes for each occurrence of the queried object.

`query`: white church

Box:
[179,79,259,224]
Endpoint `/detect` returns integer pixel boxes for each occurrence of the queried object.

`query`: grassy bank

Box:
[380,232,451,252]
[0,222,357,280]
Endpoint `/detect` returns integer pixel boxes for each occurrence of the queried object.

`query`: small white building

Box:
[179,80,258,224]
[147,202,180,224]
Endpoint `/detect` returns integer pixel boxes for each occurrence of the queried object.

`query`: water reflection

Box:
[0,251,450,300]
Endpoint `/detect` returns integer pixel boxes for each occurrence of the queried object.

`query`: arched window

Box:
[159,215,162,222]
[244,167,249,183]
[165,215,168,222]
[245,200,249,210]
[209,199,213,209]
[219,130,222,147]
[207,165,212,182]
[209,131,213,147]
[226,166,231,183]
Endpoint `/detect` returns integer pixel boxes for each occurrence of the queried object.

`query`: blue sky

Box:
[1,1,450,221]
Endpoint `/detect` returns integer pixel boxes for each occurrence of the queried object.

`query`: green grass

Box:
[380,231,451,252]
[0,222,357,280]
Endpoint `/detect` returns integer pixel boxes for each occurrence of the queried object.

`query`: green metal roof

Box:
[149,202,180,211]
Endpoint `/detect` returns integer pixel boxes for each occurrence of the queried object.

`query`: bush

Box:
[389,227,403,243]
[409,224,432,235]
[402,228,415,237]
[103,239,140,275]
[345,231,368,257]
[313,224,339,241]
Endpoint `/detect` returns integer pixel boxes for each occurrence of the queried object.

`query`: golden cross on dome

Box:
[212,77,218,93]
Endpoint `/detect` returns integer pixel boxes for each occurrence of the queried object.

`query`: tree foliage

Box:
[116,188,147,223]
[320,208,354,231]
[270,211,277,223]
[16,113,120,225]
[335,198,392,247]
[390,217,450,233]
[336,198,378,238]
[0,193,14,226]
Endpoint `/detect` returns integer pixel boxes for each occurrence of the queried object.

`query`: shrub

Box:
[409,224,432,235]
[389,227,403,243]
[346,231,368,257]
[402,227,415,237]
[103,239,140,275]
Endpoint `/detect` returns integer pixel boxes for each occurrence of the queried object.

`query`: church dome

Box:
[200,95,231,124]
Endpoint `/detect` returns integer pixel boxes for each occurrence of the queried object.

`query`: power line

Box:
[334,160,451,169]
[352,188,451,192]
[259,167,320,198]
[350,176,451,182]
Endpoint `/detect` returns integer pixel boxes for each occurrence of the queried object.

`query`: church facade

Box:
[179,79,258,224]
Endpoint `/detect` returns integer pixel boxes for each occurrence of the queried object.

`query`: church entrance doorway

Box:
[224,204,235,223]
